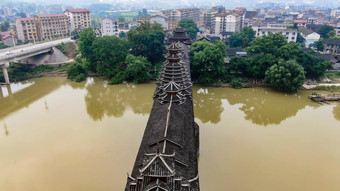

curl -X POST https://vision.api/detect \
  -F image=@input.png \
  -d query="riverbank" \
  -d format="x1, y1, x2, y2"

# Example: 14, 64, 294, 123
0, 63, 68, 83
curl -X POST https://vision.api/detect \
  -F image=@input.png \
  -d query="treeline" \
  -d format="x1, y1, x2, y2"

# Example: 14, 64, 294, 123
67, 21, 165, 84
189, 29, 331, 92
229, 32, 332, 92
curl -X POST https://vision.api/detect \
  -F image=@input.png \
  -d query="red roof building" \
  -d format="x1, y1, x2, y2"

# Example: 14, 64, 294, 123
64, 8, 91, 31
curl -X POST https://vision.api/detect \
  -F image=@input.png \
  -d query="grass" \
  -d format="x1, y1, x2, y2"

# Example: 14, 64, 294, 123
312, 85, 340, 92
324, 71, 340, 83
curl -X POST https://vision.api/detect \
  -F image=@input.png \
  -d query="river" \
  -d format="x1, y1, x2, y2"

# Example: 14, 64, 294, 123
0, 77, 340, 191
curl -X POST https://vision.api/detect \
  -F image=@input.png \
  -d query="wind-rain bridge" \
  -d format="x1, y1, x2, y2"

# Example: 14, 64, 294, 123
125, 28, 200, 191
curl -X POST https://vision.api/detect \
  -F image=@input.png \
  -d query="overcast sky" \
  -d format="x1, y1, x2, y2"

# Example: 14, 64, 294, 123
7, 0, 340, 9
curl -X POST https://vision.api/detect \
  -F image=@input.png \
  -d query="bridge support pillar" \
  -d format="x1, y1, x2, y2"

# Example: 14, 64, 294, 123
2, 62, 10, 84
0, 86, 3, 98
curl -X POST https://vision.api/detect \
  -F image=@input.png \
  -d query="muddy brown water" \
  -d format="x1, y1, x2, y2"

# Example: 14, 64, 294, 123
1, 77, 340, 191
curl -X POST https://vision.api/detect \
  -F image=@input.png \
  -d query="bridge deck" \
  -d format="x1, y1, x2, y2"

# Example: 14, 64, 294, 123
0, 38, 73, 64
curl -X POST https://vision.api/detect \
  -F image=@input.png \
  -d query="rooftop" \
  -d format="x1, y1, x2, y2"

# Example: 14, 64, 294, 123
36, 14, 66, 18
0, 31, 11, 40
17, 17, 33, 21
65, 8, 90, 13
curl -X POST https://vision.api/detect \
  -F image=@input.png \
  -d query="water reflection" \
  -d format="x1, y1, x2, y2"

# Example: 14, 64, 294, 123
333, 103, 340, 122
193, 86, 319, 126
0, 77, 66, 120
226, 88, 320, 126
84, 79, 154, 121
0, 86, 3, 98
3, 122, 9, 136
193, 87, 224, 124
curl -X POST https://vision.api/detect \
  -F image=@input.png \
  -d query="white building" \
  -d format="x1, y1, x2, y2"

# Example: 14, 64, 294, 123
331, 9, 340, 18
213, 13, 243, 35
299, 27, 320, 47
101, 17, 119, 36
64, 8, 91, 32
252, 26, 298, 42
336, 27, 340, 37
150, 15, 168, 29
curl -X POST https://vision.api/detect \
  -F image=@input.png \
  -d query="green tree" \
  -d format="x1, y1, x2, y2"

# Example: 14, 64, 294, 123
91, 36, 130, 78
190, 40, 227, 84
310, 38, 325, 51
297, 33, 305, 44
0, 22, 10, 32
119, 54, 152, 84
240, 27, 256, 47
326, 30, 336, 39
127, 21, 165, 64
67, 57, 87, 82
229, 32, 243, 47
318, 25, 334, 38
119, 31, 126, 38
178, 19, 199, 40
71, 31, 80, 40
229, 56, 249, 73
279, 42, 300, 60
78, 28, 96, 71
16, 12, 27, 18
247, 33, 287, 55
229, 27, 256, 48
265, 59, 306, 92
296, 50, 329, 79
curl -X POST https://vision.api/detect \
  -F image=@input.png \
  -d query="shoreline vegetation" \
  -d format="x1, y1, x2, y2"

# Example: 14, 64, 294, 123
1, 21, 339, 93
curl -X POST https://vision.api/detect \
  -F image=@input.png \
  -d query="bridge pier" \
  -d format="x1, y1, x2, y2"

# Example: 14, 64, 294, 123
0, 86, 3, 98
6, 85, 12, 96
2, 62, 10, 84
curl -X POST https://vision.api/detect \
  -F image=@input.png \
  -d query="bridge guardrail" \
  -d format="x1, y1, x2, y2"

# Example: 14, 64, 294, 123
0, 38, 72, 62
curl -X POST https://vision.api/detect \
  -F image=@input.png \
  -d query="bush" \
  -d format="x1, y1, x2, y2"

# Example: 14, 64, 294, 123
66, 59, 87, 82
75, 73, 86, 82
230, 80, 243, 89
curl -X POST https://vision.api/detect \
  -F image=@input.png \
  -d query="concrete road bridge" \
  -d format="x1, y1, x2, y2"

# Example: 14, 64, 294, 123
0, 38, 73, 84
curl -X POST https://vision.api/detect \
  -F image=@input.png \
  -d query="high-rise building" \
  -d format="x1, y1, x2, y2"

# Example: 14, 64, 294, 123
199, 9, 217, 32
16, 18, 38, 43
101, 17, 119, 36
160, 8, 200, 29
64, 8, 91, 32
213, 13, 243, 35
34, 14, 70, 41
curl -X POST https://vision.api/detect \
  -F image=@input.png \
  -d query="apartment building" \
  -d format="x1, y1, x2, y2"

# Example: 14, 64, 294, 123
199, 9, 217, 31
177, 8, 200, 22
64, 8, 91, 31
252, 26, 298, 42
160, 10, 181, 23
34, 14, 70, 41
160, 8, 200, 29
213, 13, 243, 35
101, 17, 119, 36
16, 17, 38, 43
137, 15, 151, 25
